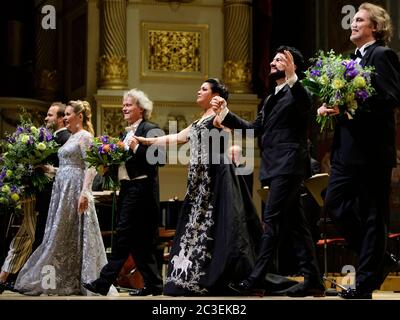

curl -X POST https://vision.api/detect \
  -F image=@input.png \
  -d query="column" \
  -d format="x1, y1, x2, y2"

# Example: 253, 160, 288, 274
98, 0, 128, 89
223, 0, 252, 93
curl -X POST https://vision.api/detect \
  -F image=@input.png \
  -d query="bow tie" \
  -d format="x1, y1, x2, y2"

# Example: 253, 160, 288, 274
350, 49, 362, 60
125, 125, 138, 132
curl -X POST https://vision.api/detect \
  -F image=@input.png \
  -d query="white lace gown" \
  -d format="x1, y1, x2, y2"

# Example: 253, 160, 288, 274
14, 130, 118, 296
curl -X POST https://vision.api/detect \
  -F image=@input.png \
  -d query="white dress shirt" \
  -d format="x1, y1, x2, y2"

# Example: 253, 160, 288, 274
118, 119, 147, 181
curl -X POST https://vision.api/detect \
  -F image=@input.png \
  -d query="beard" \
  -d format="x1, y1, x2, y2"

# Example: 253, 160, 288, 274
268, 70, 286, 82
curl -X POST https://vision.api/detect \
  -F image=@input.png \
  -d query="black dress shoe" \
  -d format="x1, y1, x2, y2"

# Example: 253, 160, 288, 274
286, 281, 326, 297
339, 288, 372, 299
128, 287, 162, 296
82, 281, 109, 296
227, 280, 265, 296
227, 280, 252, 294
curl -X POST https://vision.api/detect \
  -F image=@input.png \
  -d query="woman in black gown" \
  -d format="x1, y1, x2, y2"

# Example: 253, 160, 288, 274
136, 78, 262, 295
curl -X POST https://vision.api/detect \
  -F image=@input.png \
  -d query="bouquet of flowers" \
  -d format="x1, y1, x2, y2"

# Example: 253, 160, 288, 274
86, 135, 131, 191
302, 50, 375, 131
0, 120, 59, 193
0, 179, 23, 215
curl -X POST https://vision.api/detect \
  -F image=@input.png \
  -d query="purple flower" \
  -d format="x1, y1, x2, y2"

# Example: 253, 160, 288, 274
310, 69, 321, 77
355, 89, 369, 101
11, 185, 18, 193
16, 126, 24, 135
27, 136, 34, 145
101, 135, 109, 144
109, 144, 117, 152
316, 60, 323, 68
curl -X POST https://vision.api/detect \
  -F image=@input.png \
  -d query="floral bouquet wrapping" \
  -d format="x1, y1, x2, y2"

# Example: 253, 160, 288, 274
0, 122, 59, 194
86, 135, 131, 191
302, 50, 375, 131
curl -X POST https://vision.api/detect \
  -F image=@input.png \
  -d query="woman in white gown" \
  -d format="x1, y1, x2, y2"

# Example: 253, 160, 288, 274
14, 100, 117, 296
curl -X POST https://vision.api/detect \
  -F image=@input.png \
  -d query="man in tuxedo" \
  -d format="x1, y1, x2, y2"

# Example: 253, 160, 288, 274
33, 102, 70, 250
212, 46, 324, 297
318, 3, 400, 299
0, 102, 70, 291
84, 89, 165, 296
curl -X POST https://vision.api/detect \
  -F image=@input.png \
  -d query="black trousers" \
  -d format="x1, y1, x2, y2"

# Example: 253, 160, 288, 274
325, 152, 392, 291
249, 174, 321, 284
99, 180, 163, 290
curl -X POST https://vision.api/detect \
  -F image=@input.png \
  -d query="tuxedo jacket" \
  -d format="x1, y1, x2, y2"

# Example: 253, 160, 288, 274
333, 41, 400, 166
122, 120, 165, 181
222, 80, 311, 182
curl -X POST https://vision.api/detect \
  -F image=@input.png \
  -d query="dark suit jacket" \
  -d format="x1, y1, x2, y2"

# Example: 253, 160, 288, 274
122, 120, 165, 181
333, 42, 400, 166
222, 81, 311, 182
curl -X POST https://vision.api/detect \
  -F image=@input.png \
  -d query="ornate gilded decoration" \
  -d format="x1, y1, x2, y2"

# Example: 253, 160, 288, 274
223, 60, 252, 93
98, 55, 128, 89
141, 22, 209, 79
101, 106, 126, 137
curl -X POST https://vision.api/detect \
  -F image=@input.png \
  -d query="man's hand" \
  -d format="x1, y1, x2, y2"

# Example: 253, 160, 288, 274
283, 50, 296, 80
317, 103, 340, 116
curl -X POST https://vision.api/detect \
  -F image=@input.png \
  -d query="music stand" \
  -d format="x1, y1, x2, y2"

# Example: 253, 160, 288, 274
304, 173, 344, 294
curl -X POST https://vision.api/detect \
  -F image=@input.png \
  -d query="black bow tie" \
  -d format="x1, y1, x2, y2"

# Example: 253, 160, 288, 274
350, 49, 362, 60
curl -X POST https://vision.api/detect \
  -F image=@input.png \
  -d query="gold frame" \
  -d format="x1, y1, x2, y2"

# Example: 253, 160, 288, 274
141, 22, 209, 79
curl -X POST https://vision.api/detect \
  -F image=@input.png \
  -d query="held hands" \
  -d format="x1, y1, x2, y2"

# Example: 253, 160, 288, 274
127, 136, 139, 150
210, 96, 227, 115
317, 103, 340, 116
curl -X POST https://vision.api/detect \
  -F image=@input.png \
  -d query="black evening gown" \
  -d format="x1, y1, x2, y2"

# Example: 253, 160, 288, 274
163, 116, 262, 296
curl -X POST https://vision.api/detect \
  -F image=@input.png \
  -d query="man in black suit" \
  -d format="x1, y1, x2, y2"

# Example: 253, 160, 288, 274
83, 89, 165, 296
212, 46, 324, 297
318, 3, 400, 299
33, 102, 70, 250
0, 102, 70, 290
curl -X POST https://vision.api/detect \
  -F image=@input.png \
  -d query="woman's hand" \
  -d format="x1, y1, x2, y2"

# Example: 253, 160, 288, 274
78, 195, 88, 214
210, 96, 226, 115
134, 136, 154, 146
213, 115, 223, 128
317, 103, 339, 116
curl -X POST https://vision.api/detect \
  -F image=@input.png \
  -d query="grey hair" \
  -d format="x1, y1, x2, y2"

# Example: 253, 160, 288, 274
123, 88, 153, 120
